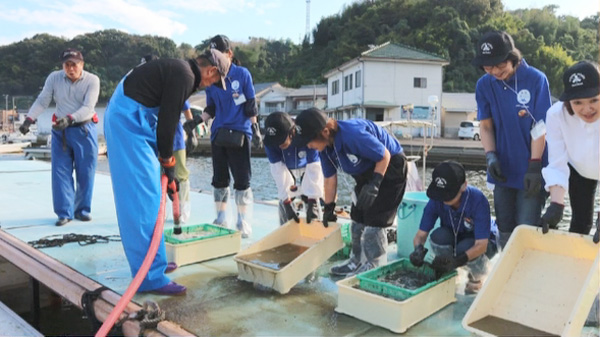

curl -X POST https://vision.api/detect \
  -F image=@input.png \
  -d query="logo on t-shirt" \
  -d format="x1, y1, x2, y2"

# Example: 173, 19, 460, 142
568, 73, 585, 88
346, 154, 359, 164
463, 217, 474, 231
298, 150, 306, 159
231, 80, 240, 91
517, 89, 531, 105
480, 42, 493, 55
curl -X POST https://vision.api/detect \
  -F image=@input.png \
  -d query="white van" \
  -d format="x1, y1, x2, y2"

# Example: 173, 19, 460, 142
458, 120, 480, 140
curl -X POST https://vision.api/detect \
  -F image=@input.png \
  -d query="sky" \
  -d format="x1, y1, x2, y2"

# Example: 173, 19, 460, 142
0, 0, 598, 47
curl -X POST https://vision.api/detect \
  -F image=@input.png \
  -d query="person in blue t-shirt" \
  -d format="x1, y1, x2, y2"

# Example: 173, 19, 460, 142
263, 112, 324, 225
410, 161, 498, 295
472, 31, 552, 249
294, 108, 408, 276
184, 35, 262, 238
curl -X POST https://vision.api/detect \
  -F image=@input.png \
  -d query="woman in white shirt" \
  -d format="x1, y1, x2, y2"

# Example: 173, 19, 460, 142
541, 61, 599, 234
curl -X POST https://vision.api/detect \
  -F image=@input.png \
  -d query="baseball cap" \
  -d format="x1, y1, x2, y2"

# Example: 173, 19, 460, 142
471, 31, 515, 67
60, 48, 83, 63
209, 35, 232, 53
201, 48, 231, 90
292, 108, 328, 148
263, 112, 294, 147
426, 161, 466, 202
559, 61, 600, 101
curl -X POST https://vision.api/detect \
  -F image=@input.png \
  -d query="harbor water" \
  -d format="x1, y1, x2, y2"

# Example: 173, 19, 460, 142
96, 155, 595, 231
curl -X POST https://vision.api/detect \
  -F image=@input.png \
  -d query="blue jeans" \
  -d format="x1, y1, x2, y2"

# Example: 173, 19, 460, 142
494, 185, 547, 248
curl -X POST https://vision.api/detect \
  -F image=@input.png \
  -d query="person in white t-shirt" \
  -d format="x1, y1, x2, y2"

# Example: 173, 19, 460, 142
540, 61, 599, 234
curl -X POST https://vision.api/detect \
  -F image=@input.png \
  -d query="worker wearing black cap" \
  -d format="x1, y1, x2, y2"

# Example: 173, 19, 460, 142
263, 111, 323, 225
410, 161, 498, 295
294, 107, 408, 276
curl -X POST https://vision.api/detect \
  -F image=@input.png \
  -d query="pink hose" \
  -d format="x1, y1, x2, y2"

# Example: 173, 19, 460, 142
95, 175, 169, 337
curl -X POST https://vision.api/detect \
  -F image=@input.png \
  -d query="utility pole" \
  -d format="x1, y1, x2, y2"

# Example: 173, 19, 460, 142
305, 0, 311, 42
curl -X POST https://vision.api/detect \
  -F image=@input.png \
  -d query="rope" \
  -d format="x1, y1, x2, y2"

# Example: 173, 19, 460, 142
130, 300, 165, 336
81, 286, 110, 332
28, 233, 121, 249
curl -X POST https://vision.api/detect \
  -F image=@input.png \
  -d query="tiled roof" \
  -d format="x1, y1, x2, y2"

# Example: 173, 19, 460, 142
362, 42, 447, 62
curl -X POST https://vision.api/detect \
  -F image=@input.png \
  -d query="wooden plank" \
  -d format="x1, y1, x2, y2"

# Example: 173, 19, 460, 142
0, 230, 193, 337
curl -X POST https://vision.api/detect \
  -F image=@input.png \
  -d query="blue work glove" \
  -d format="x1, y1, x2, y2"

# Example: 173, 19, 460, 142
357, 173, 383, 210
19, 117, 34, 135
159, 156, 179, 201
283, 199, 300, 223
306, 198, 318, 224
323, 202, 337, 228
409, 244, 428, 267
251, 123, 263, 149
53, 115, 74, 131
523, 160, 542, 198
431, 252, 468, 276
183, 114, 202, 136
539, 202, 564, 234
485, 151, 506, 183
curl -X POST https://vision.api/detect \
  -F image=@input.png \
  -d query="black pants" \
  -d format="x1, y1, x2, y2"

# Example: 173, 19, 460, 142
351, 153, 407, 227
568, 164, 598, 234
211, 134, 252, 191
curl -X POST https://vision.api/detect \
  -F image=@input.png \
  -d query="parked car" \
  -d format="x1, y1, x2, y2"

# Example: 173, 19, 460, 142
458, 120, 480, 140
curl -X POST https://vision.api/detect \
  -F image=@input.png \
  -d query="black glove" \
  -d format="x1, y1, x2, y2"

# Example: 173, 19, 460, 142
159, 156, 179, 201
323, 202, 337, 228
306, 198, 318, 223
431, 252, 468, 276
283, 199, 300, 223
251, 123, 263, 149
53, 115, 74, 131
523, 160, 542, 198
183, 114, 202, 135
539, 202, 564, 234
357, 173, 383, 210
19, 118, 34, 135
485, 151, 506, 183
409, 244, 428, 267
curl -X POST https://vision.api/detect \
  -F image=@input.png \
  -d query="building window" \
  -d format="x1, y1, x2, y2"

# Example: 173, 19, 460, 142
414, 77, 427, 88
355, 70, 361, 88
344, 74, 353, 91
296, 100, 313, 110
331, 80, 339, 95
265, 102, 281, 113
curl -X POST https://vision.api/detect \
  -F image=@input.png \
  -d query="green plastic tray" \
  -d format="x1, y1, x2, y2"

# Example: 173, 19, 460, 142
357, 258, 457, 301
164, 224, 237, 245
334, 222, 352, 258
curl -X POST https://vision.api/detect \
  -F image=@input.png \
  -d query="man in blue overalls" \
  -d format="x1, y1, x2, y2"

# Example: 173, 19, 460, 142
263, 111, 323, 225
20, 48, 100, 227
104, 49, 229, 296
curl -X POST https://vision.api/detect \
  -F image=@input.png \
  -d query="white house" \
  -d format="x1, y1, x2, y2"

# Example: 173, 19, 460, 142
324, 42, 448, 136
286, 84, 327, 115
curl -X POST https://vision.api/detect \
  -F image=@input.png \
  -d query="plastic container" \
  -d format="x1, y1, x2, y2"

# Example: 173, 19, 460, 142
234, 219, 343, 294
336, 272, 457, 333
334, 222, 352, 259
164, 224, 241, 267
463, 225, 600, 337
357, 258, 457, 301
396, 191, 438, 258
